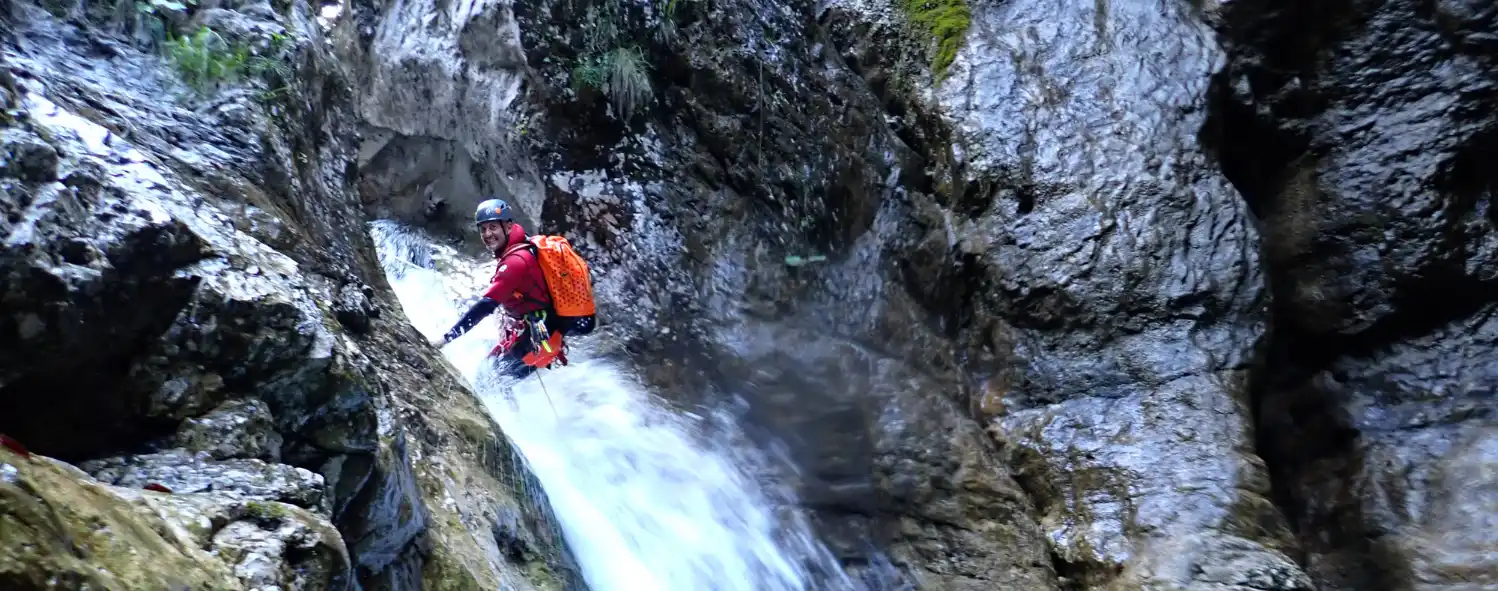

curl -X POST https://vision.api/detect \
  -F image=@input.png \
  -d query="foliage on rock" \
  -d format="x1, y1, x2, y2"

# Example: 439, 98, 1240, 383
896, 0, 970, 81
164, 27, 292, 94
567, 0, 660, 121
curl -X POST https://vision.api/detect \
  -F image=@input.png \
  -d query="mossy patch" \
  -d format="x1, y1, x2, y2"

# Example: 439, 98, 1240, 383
0, 448, 242, 590
898, 0, 972, 81
164, 27, 294, 96
244, 500, 291, 523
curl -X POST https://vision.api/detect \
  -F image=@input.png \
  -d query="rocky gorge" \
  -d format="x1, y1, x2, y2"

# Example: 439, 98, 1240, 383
2, 0, 1496, 590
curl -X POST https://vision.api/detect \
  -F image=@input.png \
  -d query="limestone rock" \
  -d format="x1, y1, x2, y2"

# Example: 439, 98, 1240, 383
0, 444, 352, 590
1211, 0, 1498, 589
167, 398, 285, 462
0, 3, 580, 590
80, 449, 330, 515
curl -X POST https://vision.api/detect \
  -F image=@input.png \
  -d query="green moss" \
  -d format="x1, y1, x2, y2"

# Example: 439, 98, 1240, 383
898, 0, 972, 81
164, 27, 292, 95
0, 448, 242, 589
421, 549, 487, 591
453, 415, 497, 448
244, 501, 290, 522
524, 561, 564, 591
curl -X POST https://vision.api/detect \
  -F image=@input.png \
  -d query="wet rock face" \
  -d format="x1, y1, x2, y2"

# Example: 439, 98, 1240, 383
341, 0, 1302, 586
722, 332, 1058, 590
822, 0, 1313, 587
0, 8, 377, 582
334, 0, 1492, 588
1259, 311, 1498, 589
338, 0, 1056, 582
335, 0, 542, 247
496, 0, 1067, 582
0, 445, 350, 591
0, 127, 211, 456
1209, 1, 1498, 589
168, 398, 286, 462
1211, 0, 1498, 340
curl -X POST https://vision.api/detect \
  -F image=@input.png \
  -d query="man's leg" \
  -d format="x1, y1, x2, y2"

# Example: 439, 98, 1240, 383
480, 335, 536, 411
470, 353, 524, 411
497, 330, 538, 381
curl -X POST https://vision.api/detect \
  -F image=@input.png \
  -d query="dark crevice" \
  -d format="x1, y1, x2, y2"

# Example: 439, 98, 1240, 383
1245, 320, 1345, 539
0, 261, 206, 462
0, 361, 183, 463
952, 174, 994, 217
1203, 9, 1333, 586
1013, 182, 1036, 216
1198, 69, 1308, 218
894, 247, 989, 342
1210, 4, 1498, 589
1050, 551, 1112, 591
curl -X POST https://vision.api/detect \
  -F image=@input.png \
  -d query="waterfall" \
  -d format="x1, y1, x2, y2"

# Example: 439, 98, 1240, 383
368, 220, 858, 591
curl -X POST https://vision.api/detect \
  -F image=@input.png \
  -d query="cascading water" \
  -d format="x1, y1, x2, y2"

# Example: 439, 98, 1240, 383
368, 220, 859, 591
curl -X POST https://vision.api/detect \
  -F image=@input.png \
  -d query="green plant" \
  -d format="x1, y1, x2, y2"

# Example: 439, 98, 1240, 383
654, 0, 681, 44
164, 27, 292, 95
572, 46, 653, 120
567, 0, 667, 121
165, 28, 246, 91
898, 0, 971, 81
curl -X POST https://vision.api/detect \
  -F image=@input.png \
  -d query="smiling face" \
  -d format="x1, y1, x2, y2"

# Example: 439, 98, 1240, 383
479, 220, 510, 252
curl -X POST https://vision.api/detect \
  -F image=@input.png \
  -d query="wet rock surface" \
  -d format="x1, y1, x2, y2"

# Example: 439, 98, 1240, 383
1, 445, 349, 591
341, 0, 1062, 585
337, 0, 1498, 585
0, 2, 578, 589
167, 398, 285, 462
5, 0, 1496, 587
80, 449, 330, 514
1257, 311, 1498, 590
877, 0, 1311, 587
1209, 1, 1498, 589
336, 0, 1308, 586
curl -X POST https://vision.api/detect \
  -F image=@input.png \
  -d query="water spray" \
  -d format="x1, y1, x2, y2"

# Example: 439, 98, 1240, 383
534, 370, 560, 419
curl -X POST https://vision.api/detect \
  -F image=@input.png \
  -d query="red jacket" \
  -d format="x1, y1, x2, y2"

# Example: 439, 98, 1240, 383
482, 222, 551, 317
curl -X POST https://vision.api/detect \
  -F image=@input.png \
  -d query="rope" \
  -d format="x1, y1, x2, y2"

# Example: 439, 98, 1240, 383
534, 370, 560, 419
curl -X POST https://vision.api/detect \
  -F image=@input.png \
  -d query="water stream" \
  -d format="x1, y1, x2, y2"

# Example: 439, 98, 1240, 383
369, 220, 857, 591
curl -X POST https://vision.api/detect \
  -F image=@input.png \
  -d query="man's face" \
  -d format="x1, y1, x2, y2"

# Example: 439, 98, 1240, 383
479, 220, 509, 252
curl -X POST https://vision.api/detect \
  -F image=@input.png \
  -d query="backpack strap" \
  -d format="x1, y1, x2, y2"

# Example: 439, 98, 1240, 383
498, 239, 551, 309
501, 240, 537, 260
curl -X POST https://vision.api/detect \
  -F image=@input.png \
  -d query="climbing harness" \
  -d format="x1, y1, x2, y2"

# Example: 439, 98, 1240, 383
520, 310, 568, 370
514, 310, 563, 418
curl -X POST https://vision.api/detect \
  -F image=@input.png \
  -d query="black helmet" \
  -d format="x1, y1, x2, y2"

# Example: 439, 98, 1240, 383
474, 198, 513, 225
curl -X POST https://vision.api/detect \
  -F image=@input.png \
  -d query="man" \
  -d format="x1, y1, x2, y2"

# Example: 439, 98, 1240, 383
429, 197, 596, 380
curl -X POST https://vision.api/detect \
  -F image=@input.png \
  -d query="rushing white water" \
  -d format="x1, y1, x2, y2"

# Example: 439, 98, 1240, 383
368, 220, 856, 591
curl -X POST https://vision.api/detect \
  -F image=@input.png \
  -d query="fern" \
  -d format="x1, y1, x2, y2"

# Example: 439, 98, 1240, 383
571, 56, 607, 91
603, 46, 651, 120
164, 27, 292, 95
564, 0, 668, 121
570, 45, 653, 120
166, 28, 247, 92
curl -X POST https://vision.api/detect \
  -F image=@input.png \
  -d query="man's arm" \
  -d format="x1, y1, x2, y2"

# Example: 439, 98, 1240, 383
436, 297, 499, 344
433, 257, 524, 347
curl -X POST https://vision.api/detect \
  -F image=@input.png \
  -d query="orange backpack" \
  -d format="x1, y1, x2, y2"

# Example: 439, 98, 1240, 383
509, 235, 597, 317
